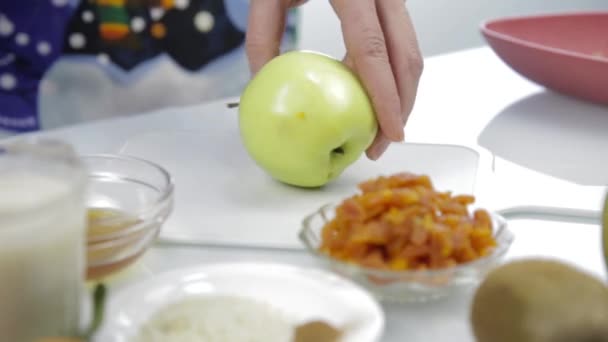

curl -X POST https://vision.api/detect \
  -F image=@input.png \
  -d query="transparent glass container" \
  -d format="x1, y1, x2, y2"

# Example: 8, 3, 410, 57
82, 154, 174, 281
299, 203, 514, 303
0, 139, 88, 341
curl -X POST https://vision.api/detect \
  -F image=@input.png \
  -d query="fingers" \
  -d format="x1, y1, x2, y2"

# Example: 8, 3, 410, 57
245, 0, 291, 74
366, 132, 391, 160
289, 0, 309, 8
331, 0, 404, 143
376, 0, 423, 125
342, 52, 390, 160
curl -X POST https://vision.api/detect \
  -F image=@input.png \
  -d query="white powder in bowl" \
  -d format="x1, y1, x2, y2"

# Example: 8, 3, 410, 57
133, 295, 295, 342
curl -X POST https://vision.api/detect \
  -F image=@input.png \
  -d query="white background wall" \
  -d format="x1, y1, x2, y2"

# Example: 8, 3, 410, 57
298, 1, 608, 58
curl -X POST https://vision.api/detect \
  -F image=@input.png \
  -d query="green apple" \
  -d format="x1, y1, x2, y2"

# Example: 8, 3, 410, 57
238, 50, 378, 188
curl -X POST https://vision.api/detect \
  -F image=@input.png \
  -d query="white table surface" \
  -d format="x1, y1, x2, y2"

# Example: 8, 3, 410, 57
5, 46, 608, 341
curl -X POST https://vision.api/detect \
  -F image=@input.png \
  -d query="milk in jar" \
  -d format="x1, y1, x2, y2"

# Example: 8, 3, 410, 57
0, 141, 87, 341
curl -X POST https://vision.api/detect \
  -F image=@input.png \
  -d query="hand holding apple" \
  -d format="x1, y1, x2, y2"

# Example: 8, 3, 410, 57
238, 51, 378, 188
245, 0, 423, 160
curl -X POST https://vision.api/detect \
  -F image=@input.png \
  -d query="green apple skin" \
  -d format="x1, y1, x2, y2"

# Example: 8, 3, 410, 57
238, 51, 378, 188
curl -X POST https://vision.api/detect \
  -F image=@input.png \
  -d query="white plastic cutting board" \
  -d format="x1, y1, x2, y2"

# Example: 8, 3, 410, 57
118, 123, 480, 250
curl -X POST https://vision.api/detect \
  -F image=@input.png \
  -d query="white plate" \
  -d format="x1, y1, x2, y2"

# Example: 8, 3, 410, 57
117, 127, 480, 249
93, 262, 385, 342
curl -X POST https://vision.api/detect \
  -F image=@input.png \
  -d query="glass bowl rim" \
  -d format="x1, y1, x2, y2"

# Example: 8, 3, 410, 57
298, 202, 514, 279
80, 153, 174, 242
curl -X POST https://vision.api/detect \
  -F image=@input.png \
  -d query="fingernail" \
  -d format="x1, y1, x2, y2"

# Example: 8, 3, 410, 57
390, 114, 405, 142
389, 127, 404, 142
368, 139, 391, 160
396, 129, 405, 142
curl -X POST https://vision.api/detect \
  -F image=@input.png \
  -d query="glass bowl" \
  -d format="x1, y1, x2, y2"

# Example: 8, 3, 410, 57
299, 203, 514, 303
81, 154, 174, 281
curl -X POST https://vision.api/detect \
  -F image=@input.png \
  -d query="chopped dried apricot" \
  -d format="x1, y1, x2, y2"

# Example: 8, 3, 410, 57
319, 172, 497, 271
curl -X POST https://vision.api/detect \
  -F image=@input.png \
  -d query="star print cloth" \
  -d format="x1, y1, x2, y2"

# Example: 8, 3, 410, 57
0, 0, 298, 132
0, 1, 72, 131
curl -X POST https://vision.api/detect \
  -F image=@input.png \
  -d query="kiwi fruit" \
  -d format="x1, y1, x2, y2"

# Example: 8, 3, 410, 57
471, 259, 608, 342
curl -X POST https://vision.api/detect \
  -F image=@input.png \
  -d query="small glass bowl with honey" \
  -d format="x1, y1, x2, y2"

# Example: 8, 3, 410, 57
81, 154, 174, 281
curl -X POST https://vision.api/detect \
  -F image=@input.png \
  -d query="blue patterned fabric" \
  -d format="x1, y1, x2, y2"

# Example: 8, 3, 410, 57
0, 0, 298, 132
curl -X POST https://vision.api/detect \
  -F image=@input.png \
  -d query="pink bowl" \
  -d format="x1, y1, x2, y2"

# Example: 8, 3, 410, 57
481, 12, 608, 105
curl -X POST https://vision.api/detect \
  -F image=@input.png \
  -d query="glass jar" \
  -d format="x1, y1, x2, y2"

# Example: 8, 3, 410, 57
0, 139, 88, 341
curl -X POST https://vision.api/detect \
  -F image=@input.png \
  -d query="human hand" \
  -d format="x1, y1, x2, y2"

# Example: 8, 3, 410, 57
245, 0, 423, 160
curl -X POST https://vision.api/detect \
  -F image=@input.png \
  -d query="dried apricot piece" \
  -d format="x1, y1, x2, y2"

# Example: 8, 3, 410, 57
318, 173, 497, 274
